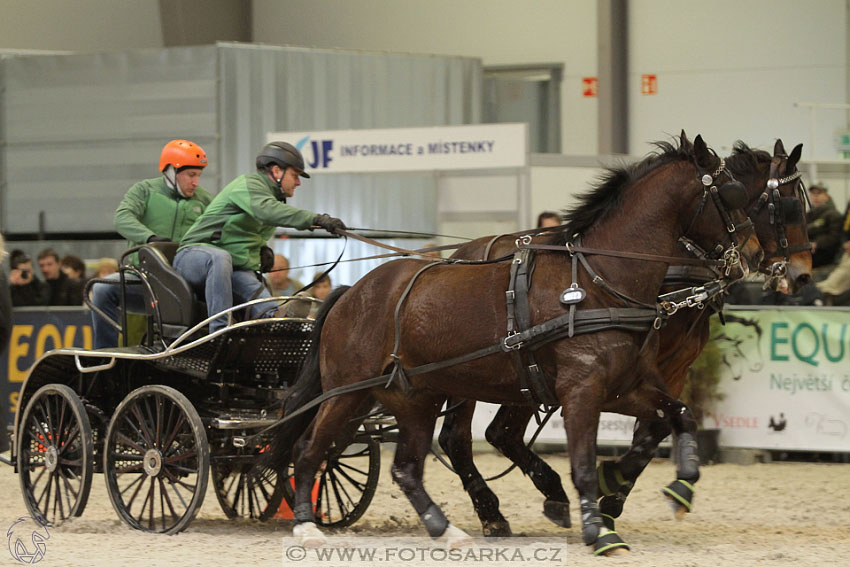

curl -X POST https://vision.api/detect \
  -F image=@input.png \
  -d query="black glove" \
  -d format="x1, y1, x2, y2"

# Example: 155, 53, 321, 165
260, 245, 275, 273
313, 214, 347, 235
147, 236, 172, 243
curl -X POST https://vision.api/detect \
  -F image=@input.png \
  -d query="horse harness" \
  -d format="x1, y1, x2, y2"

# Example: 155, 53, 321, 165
234, 163, 758, 443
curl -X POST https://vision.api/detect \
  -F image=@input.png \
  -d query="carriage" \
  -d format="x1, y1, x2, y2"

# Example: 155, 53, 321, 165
9, 241, 383, 534
9, 134, 812, 555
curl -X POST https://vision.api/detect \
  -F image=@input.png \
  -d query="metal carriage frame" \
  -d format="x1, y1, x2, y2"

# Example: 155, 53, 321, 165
10, 242, 381, 534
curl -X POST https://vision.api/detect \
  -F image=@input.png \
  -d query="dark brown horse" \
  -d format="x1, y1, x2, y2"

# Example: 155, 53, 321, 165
436, 138, 811, 538
269, 134, 763, 555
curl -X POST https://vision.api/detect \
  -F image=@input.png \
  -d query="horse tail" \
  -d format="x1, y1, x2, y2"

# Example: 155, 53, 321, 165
260, 285, 351, 473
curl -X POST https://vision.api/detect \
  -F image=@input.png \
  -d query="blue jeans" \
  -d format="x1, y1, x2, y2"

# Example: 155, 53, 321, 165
174, 245, 276, 332
90, 272, 147, 349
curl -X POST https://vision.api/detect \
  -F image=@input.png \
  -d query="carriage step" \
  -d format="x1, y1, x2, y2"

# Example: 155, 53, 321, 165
212, 417, 278, 430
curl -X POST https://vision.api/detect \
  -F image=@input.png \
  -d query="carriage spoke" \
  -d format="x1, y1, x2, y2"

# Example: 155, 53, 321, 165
131, 406, 155, 449
123, 471, 148, 509
59, 422, 82, 456
326, 470, 354, 519
29, 412, 52, 450
334, 461, 369, 491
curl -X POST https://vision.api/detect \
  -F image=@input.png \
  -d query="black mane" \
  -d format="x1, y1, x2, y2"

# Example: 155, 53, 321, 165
725, 141, 771, 179
553, 138, 697, 245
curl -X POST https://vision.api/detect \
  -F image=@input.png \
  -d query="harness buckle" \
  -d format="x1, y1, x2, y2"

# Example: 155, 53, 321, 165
503, 331, 523, 351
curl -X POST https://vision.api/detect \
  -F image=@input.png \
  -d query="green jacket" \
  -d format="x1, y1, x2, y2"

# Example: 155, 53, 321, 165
179, 173, 316, 271
114, 177, 212, 249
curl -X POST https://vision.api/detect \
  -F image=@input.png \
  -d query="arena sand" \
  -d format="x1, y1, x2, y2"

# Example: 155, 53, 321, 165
1, 449, 848, 567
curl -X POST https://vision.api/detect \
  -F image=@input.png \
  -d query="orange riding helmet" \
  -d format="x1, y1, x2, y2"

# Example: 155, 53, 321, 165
159, 139, 208, 172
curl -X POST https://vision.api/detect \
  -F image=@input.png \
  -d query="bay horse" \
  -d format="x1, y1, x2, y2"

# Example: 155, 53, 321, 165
437, 138, 811, 538
268, 133, 763, 555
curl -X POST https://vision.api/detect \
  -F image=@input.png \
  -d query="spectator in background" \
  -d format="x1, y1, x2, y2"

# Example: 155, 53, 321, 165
90, 139, 212, 348
268, 254, 304, 297
816, 240, 850, 305
806, 184, 843, 269
8, 250, 46, 307
537, 211, 561, 229
38, 248, 84, 306
421, 242, 442, 259
94, 257, 119, 279
0, 235, 11, 453
61, 254, 87, 281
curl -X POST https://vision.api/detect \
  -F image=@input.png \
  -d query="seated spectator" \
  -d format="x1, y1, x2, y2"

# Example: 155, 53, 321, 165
421, 242, 442, 259
816, 241, 850, 305
268, 254, 304, 297
284, 272, 332, 319
38, 248, 84, 306
0, 235, 9, 453
61, 254, 87, 280
761, 280, 824, 306
806, 184, 843, 269
537, 211, 561, 229
8, 250, 47, 307
94, 257, 119, 279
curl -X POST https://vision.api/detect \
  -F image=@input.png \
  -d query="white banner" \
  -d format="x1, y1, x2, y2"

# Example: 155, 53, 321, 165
267, 123, 528, 174
468, 309, 850, 453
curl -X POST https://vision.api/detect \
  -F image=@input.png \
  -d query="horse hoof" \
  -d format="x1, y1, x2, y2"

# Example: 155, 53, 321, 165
293, 522, 327, 548
437, 523, 474, 549
482, 521, 512, 538
543, 499, 571, 528
661, 479, 694, 520
592, 529, 630, 556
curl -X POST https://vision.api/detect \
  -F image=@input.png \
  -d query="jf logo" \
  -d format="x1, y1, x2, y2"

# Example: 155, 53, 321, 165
296, 136, 333, 169
7, 516, 50, 564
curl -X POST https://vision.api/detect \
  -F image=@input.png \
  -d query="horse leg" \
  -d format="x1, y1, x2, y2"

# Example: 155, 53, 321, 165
656, 395, 701, 519
598, 418, 671, 528
385, 393, 472, 546
437, 399, 512, 537
600, 385, 701, 523
562, 393, 629, 556
485, 405, 571, 528
290, 392, 370, 546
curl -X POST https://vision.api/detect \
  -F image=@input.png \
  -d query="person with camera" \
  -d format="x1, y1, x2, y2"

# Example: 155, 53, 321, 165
174, 141, 346, 333
8, 250, 47, 307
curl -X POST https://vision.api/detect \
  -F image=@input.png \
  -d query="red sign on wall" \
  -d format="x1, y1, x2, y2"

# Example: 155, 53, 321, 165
582, 77, 598, 97
641, 74, 658, 95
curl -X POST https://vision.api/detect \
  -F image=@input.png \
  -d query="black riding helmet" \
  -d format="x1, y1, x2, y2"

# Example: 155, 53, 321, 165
255, 141, 311, 178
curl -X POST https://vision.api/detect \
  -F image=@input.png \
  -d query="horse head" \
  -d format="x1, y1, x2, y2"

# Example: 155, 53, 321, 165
687, 133, 764, 279
726, 139, 812, 294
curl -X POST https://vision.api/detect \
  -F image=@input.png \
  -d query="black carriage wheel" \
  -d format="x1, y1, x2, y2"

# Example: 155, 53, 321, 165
17, 384, 94, 526
282, 435, 380, 528
103, 385, 209, 534
211, 454, 285, 521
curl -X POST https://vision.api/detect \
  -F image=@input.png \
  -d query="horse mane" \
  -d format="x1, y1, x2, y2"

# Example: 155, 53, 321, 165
724, 141, 771, 180
551, 138, 698, 245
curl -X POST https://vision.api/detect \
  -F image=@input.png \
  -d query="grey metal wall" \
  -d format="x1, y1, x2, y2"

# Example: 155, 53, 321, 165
216, 43, 481, 233
2, 46, 221, 234
0, 43, 482, 237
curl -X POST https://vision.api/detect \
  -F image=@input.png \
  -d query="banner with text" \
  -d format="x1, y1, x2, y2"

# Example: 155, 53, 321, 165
470, 308, 850, 453
267, 123, 528, 174
1, 308, 93, 429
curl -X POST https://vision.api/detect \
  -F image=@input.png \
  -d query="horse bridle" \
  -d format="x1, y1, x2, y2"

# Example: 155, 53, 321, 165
682, 158, 756, 277
747, 153, 809, 281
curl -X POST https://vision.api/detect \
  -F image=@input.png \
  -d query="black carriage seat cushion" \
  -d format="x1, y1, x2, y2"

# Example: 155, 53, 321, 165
137, 242, 207, 337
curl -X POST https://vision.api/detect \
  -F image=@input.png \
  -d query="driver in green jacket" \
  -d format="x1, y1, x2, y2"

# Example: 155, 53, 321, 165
91, 139, 213, 348
174, 141, 345, 332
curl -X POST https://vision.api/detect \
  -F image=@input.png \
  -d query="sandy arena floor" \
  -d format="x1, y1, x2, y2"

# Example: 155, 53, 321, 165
1, 448, 848, 567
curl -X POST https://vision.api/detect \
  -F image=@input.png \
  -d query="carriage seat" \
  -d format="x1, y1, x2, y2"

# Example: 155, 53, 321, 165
137, 242, 207, 339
